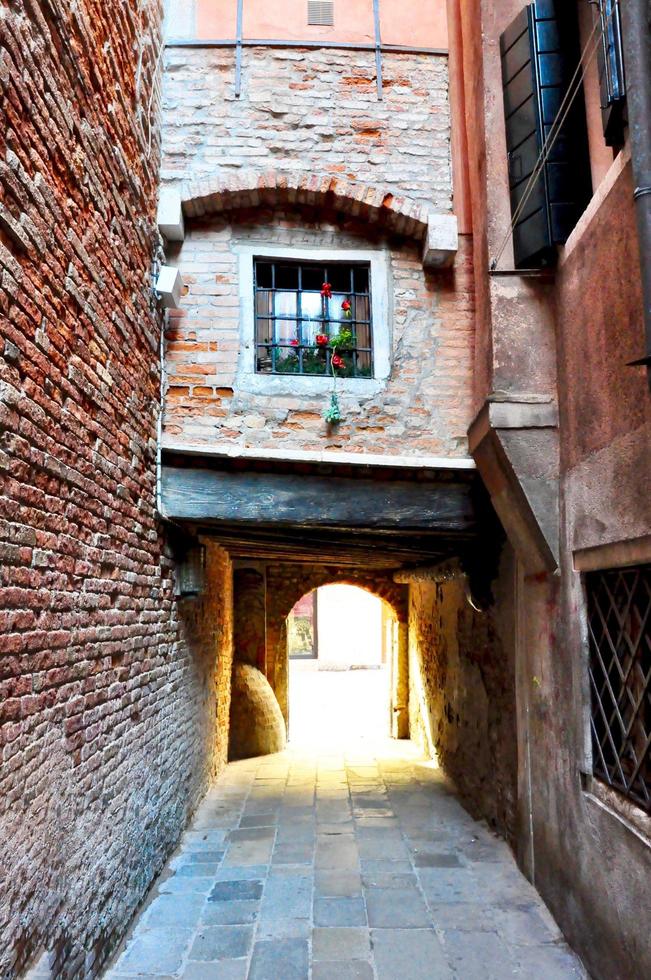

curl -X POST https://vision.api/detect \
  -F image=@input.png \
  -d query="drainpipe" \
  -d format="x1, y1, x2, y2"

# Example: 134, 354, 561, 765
620, 0, 651, 390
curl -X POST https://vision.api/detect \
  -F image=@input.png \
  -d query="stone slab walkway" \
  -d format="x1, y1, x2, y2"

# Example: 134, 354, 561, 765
105, 739, 587, 980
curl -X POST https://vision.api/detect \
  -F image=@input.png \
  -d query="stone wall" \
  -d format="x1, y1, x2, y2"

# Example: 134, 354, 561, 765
408, 548, 517, 842
0, 2, 233, 975
163, 213, 474, 456
162, 46, 452, 211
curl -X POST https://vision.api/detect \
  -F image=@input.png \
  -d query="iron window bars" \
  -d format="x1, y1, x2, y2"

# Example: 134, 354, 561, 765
254, 259, 373, 378
587, 564, 651, 813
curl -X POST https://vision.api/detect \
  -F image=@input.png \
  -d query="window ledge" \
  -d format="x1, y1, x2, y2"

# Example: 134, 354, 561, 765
558, 144, 631, 266
582, 773, 651, 848
238, 372, 386, 397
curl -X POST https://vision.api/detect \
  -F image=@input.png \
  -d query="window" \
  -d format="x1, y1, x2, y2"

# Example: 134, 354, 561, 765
254, 259, 373, 378
307, 1, 334, 27
587, 565, 651, 814
597, 0, 626, 147
499, 1, 592, 267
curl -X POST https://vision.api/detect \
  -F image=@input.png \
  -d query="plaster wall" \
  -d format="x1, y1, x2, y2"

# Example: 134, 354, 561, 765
166, 0, 449, 49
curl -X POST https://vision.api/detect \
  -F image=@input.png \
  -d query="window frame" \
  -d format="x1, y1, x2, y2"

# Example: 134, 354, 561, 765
235, 244, 392, 396
253, 257, 374, 380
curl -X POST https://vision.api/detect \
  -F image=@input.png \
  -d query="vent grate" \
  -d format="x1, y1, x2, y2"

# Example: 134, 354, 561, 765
308, 1, 334, 27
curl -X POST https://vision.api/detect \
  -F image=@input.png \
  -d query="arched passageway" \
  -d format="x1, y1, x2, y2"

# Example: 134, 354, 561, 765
287, 584, 397, 746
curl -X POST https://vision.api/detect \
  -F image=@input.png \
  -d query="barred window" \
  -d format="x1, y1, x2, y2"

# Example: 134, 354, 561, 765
587, 565, 651, 813
254, 259, 373, 378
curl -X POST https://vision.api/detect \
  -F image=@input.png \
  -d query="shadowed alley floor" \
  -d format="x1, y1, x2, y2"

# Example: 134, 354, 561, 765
106, 738, 587, 980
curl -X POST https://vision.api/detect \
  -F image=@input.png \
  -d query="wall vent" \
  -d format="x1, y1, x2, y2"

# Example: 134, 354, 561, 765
308, 1, 334, 27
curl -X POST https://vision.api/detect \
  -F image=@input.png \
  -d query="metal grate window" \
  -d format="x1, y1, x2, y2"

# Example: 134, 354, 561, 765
254, 259, 373, 378
308, 1, 334, 27
587, 565, 651, 813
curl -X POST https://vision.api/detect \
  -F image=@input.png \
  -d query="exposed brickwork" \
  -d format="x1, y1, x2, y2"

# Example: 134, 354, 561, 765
229, 663, 287, 760
182, 170, 431, 242
162, 47, 452, 211
0, 3, 233, 975
408, 550, 517, 842
163, 215, 474, 457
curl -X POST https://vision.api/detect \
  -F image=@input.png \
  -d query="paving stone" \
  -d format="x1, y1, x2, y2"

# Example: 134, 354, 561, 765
513, 944, 588, 978
201, 899, 260, 924
365, 887, 430, 928
143, 892, 205, 928
314, 896, 367, 926
312, 927, 371, 961
273, 841, 315, 864
371, 928, 452, 979
316, 835, 360, 870
494, 905, 563, 945
239, 813, 277, 827
315, 871, 362, 897
208, 879, 263, 902
182, 960, 248, 979
228, 828, 276, 842
441, 928, 518, 979
249, 939, 309, 980
113, 928, 193, 975
188, 925, 253, 960
312, 962, 374, 980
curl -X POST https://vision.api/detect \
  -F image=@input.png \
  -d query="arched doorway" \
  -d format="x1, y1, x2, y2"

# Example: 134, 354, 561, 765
286, 584, 401, 747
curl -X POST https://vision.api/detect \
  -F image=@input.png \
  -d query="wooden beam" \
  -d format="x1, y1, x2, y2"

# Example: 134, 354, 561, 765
161, 466, 476, 532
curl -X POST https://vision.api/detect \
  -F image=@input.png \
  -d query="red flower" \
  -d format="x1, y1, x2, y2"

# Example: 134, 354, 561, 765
332, 354, 344, 369
341, 300, 351, 311
321, 282, 332, 298
290, 339, 299, 346
316, 334, 329, 346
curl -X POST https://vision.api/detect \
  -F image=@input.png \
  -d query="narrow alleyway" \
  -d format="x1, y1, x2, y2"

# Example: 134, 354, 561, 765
106, 738, 586, 980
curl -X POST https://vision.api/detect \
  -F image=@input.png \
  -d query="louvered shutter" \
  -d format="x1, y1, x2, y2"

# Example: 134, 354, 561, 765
597, 0, 626, 146
500, 1, 592, 268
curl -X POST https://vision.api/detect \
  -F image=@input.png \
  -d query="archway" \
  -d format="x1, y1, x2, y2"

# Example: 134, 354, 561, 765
285, 582, 405, 747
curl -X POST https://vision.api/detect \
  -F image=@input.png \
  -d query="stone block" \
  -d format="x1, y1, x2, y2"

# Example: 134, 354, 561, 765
422, 213, 459, 269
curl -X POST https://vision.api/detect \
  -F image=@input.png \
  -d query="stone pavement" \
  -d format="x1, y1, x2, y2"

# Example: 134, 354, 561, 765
105, 739, 587, 980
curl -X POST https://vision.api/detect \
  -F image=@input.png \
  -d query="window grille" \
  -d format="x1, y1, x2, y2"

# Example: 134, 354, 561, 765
308, 1, 334, 27
254, 259, 373, 378
587, 565, 651, 813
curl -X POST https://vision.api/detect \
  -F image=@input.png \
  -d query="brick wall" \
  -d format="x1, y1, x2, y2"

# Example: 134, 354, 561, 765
163, 215, 474, 457
408, 547, 517, 842
0, 3, 233, 975
162, 47, 452, 211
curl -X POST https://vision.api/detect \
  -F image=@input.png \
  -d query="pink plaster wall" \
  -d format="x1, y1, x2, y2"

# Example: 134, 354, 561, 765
196, 0, 448, 48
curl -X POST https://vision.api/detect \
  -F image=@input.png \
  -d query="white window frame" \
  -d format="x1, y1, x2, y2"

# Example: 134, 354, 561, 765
235, 244, 392, 397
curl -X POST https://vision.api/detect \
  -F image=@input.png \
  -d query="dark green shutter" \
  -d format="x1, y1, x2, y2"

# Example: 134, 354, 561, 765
500, 1, 592, 268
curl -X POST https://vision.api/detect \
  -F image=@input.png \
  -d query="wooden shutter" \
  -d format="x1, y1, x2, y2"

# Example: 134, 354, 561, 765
597, 0, 626, 146
500, 1, 592, 268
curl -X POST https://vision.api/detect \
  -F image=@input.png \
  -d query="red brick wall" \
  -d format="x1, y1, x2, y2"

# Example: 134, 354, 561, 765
0, 2, 233, 975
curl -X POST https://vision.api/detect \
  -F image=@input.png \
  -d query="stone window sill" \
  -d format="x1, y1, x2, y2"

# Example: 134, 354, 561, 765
581, 772, 651, 848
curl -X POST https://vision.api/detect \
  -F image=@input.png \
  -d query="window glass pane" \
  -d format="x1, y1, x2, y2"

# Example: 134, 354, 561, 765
353, 266, 369, 294
302, 264, 324, 291
329, 293, 349, 321
274, 318, 298, 344
352, 295, 370, 323
256, 290, 273, 317
275, 265, 299, 289
256, 262, 273, 288
256, 317, 273, 344
274, 291, 297, 319
301, 292, 323, 321
328, 265, 351, 293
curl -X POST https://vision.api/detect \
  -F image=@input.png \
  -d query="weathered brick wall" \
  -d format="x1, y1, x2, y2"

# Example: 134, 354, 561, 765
162, 47, 452, 211
163, 214, 474, 456
408, 547, 517, 842
0, 3, 233, 975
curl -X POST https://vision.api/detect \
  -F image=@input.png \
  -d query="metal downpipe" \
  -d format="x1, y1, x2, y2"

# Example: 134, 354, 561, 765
620, 0, 651, 390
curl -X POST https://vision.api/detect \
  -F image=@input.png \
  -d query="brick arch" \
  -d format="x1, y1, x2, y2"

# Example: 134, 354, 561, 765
277, 568, 408, 625
181, 169, 430, 242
